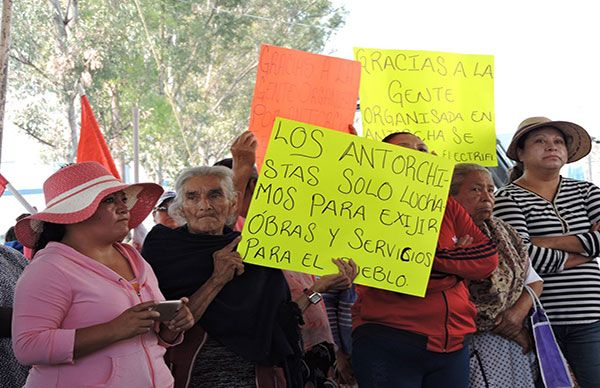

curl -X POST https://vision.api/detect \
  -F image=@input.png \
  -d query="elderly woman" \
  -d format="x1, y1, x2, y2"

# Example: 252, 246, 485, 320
142, 165, 309, 387
11, 162, 194, 388
450, 163, 543, 387
212, 133, 358, 388
494, 117, 600, 387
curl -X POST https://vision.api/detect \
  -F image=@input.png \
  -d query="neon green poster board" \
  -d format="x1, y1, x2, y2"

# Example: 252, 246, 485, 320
355, 48, 496, 166
239, 117, 455, 297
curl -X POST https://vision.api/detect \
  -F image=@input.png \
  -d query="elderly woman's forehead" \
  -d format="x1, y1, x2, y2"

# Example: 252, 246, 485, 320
466, 170, 493, 183
183, 174, 226, 189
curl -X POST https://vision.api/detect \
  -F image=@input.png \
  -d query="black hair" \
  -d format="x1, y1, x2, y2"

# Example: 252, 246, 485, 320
213, 158, 233, 169
33, 222, 66, 255
4, 226, 16, 242
4, 214, 31, 242
508, 162, 524, 182
214, 157, 259, 180
381, 131, 415, 144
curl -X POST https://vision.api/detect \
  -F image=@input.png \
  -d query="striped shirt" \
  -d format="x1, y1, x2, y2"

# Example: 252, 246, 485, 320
494, 177, 600, 325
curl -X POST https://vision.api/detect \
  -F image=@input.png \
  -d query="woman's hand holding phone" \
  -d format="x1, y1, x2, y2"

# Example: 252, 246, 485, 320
151, 300, 182, 321
161, 297, 195, 333
109, 301, 160, 341
106, 298, 194, 346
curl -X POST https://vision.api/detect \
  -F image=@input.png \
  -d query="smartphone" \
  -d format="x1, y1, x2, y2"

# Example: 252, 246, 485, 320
151, 300, 182, 321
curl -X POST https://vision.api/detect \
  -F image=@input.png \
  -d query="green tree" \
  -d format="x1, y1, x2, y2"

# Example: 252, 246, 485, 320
9, 0, 346, 182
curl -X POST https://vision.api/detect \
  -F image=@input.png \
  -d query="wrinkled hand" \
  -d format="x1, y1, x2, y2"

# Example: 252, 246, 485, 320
314, 274, 349, 293
455, 235, 473, 247
314, 258, 357, 293
335, 349, 356, 386
231, 131, 257, 167
211, 236, 244, 286
109, 301, 160, 341
333, 258, 358, 283
164, 297, 195, 332
591, 222, 600, 232
492, 307, 527, 340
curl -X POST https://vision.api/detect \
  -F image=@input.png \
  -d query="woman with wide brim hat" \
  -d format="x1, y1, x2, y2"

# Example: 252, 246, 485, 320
11, 162, 194, 388
494, 117, 600, 387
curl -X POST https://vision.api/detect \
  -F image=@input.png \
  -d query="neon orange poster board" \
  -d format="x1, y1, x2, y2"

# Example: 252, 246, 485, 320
249, 44, 361, 170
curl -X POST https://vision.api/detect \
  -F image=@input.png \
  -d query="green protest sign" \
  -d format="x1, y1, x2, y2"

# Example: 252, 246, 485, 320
239, 117, 455, 297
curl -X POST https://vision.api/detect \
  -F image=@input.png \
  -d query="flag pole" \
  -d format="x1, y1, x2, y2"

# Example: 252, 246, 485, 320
6, 182, 37, 214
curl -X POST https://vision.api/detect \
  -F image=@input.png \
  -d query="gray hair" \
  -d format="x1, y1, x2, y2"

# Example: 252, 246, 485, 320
450, 163, 492, 196
168, 166, 237, 225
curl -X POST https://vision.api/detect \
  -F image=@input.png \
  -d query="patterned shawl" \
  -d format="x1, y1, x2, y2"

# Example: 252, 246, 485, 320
468, 217, 529, 331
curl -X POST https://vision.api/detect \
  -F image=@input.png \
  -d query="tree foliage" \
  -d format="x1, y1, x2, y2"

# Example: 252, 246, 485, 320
9, 0, 346, 183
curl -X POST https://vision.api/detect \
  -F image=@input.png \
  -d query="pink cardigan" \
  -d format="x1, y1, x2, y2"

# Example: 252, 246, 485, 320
12, 242, 175, 388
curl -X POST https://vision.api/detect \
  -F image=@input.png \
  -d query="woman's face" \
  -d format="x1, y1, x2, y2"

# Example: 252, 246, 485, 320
73, 191, 131, 242
181, 175, 236, 235
517, 127, 568, 171
452, 171, 495, 225
385, 133, 430, 153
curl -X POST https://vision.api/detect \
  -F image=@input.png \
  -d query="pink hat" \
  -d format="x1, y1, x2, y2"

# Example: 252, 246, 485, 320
15, 162, 163, 248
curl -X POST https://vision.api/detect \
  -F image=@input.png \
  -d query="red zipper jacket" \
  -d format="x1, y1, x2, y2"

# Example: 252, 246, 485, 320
352, 197, 498, 352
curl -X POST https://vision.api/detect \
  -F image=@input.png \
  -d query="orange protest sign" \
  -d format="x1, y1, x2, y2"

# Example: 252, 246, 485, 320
249, 44, 361, 170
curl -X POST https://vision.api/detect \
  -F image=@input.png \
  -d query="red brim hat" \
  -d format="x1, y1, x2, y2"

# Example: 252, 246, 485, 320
15, 162, 163, 249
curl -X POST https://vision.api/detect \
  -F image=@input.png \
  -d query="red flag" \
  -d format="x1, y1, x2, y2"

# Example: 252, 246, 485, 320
0, 172, 8, 197
76, 95, 121, 179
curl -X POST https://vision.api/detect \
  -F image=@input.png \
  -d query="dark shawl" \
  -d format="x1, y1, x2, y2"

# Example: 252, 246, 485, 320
141, 225, 303, 385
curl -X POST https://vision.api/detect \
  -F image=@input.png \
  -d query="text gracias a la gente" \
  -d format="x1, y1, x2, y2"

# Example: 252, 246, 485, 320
357, 49, 494, 163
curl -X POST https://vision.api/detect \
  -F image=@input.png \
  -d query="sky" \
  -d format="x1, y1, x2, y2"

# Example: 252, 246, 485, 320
1, 0, 598, 234
326, 0, 600, 142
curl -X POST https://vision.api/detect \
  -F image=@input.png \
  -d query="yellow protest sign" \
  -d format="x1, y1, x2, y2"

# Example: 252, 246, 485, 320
355, 48, 496, 166
239, 117, 455, 297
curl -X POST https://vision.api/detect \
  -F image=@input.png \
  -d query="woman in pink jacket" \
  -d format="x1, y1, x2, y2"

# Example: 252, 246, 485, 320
12, 162, 194, 388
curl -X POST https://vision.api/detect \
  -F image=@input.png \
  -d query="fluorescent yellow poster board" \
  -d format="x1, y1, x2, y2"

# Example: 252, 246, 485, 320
239, 117, 455, 297
355, 48, 496, 166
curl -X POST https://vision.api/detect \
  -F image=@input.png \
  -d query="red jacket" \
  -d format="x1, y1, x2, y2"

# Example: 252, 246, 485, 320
352, 197, 498, 352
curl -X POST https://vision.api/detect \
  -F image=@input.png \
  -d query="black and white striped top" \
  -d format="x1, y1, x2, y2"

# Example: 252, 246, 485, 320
494, 177, 600, 325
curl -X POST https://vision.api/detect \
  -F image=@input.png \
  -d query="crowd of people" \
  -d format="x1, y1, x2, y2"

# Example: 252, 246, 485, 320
0, 115, 599, 388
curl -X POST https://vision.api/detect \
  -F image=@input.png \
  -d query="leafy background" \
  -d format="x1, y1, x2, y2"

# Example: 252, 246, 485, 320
9, 0, 346, 184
